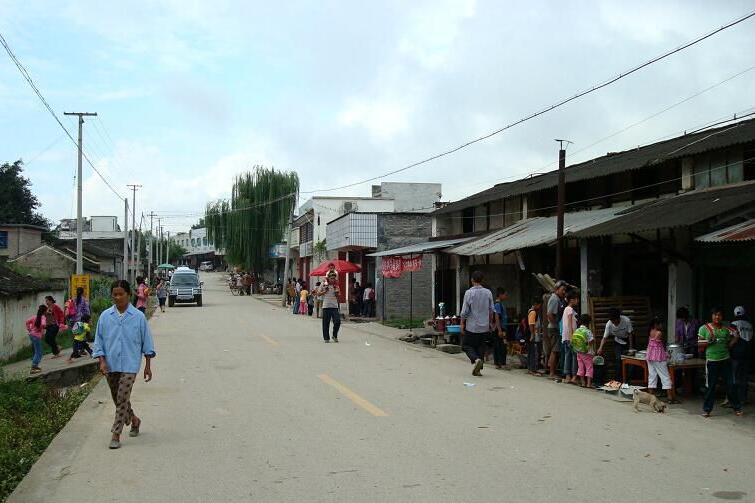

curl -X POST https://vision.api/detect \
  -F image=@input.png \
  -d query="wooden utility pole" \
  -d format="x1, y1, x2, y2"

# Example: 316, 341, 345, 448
554, 139, 571, 279
63, 111, 97, 274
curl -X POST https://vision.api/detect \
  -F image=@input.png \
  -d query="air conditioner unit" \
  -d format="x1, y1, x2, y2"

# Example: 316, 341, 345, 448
342, 201, 357, 213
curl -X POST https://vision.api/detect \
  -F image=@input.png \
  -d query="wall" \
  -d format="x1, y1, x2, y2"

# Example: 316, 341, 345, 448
1, 289, 66, 361
0, 227, 42, 259
376, 182, 441, 212
10, 247, 74, 280
375, 214, 433, 320
309, 198, 394, 245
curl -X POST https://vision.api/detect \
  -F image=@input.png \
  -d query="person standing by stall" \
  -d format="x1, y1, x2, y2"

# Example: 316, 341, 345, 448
646, 317, 672, 396
491, 287, 509, 369
730, 306, 752, 407
675, 307, 701, 357
527, 297, 543, 375
561, 291, 580, 384
460, 270, 495, 377
545, 281, 567, 380
698, 307, 742, 417
597, 308, 634, 380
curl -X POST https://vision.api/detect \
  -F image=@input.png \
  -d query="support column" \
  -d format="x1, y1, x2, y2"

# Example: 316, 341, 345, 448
580, 240, 589, 312
667, 261, 693, 343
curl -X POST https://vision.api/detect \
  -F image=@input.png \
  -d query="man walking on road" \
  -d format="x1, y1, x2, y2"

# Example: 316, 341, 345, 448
317, 271, 341, 342
460, 270, 494, 376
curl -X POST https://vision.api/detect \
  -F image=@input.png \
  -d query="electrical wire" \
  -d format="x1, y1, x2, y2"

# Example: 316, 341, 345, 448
0, 32, 125, 200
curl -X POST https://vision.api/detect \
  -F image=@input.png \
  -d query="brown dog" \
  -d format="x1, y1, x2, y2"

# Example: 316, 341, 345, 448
633, 390, 667, 413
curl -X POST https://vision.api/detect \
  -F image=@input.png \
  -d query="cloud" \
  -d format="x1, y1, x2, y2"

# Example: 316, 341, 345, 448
338, 98, 411, 141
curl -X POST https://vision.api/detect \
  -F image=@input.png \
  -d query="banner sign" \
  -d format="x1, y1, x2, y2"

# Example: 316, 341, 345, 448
70, 274, 90, 300
381, 256, 423, 278
268, 243, 288, 259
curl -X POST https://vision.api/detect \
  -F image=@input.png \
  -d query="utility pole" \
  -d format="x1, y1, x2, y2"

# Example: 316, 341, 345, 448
64, 111, 97, 275
156, 219, 162, 266
123, 199, 129, 280
148, 212, 154, 282
554, 139, 571, 279
165, 230, 171, 264
281, 196, 296, 307
136, 216, 143, 279
127, 184, 142, 284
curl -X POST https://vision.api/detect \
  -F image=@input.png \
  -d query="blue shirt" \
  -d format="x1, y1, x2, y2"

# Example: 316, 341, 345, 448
494, 301, 508, 331
460, 285, 494, 334
92, 304, 156, 373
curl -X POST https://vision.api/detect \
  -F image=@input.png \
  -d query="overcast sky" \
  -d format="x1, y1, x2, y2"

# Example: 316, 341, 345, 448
2, 1, 754, 232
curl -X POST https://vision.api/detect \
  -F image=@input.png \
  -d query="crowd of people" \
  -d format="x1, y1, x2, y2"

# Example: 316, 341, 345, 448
459, 270, 753, 417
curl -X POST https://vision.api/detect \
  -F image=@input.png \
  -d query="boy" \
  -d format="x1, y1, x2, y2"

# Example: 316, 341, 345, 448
699, 306, 742, 417
67, 313, 93, 362
571, 314, 594, 388
527, 297, 543, 375
491, 288, 509, 369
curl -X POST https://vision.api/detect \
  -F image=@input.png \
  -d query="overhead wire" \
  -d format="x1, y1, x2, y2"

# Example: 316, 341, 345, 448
0, 32, 125, 200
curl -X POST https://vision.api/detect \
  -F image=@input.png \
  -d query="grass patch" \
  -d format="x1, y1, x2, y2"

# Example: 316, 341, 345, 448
381, 318, 425, 330
0, 374, 92, 502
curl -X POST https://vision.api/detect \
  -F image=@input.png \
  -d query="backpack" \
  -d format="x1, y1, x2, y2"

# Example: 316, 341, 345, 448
571, 326, 591, 353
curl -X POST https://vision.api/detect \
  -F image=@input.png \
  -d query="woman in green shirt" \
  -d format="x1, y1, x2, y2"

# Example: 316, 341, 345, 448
698, 307, 742, 417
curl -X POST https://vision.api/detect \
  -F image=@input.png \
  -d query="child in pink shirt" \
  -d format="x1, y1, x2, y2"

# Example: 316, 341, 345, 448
25, 305, 48, 373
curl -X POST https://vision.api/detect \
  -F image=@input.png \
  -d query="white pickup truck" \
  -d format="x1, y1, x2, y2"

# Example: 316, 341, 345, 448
168, 268, 203, 307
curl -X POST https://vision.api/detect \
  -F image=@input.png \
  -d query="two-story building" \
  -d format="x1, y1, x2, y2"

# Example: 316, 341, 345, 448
176, 227, 225, 269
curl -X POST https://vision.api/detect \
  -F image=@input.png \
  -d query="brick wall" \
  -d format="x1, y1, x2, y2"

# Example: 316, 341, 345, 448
375, 214, 433, 321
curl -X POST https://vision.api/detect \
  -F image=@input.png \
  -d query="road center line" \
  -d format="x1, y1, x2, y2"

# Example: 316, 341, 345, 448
258, 334, 279, 347
318, 373, 389, 417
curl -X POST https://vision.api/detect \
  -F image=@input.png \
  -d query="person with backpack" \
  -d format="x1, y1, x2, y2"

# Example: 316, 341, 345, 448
571, 314, 595, 388
72, 286, 90, 324
698, 306, 742, 418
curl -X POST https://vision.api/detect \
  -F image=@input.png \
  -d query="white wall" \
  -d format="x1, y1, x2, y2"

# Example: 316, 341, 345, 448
310, 198, 394, 244
377, 183, 441, 212
1, 289, 66, 361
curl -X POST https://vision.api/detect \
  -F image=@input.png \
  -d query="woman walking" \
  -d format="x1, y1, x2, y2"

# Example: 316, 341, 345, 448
156, 279, 168, 313
43, 296, 65, 358
93, 280, 156, 449
72, 286, 91, 324
135, 276, 149, 314
25, 305, 47, 374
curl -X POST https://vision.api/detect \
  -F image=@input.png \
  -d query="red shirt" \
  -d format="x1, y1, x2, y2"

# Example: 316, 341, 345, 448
50, 304, 65, 326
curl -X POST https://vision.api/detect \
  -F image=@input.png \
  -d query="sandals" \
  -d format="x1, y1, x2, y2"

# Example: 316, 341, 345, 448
129, 419, 140, 437
109, 439, 121, 449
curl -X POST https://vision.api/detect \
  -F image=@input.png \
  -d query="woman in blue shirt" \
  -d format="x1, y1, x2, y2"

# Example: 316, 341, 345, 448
93, 279, 156, 449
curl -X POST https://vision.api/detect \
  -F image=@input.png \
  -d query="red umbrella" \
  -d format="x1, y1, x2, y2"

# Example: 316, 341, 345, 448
309, 259, 361, 276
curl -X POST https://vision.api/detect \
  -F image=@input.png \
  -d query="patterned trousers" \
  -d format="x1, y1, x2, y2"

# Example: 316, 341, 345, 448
106, 372, 136, 435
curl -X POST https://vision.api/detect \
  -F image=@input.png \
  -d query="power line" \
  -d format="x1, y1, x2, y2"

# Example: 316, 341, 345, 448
298, 9, 755, 195
0, 32, 124, 200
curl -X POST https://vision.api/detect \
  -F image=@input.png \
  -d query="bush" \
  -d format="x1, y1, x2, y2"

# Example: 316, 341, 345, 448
0, 376, 89, 501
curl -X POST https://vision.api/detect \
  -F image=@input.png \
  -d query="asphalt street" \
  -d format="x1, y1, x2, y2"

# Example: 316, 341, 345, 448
10, 272, 755, 502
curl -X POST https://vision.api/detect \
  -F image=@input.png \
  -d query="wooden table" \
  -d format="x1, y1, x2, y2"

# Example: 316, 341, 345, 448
621, 356, 706, 401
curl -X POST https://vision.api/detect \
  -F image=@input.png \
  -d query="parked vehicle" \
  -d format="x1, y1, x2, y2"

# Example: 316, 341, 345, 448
168, 269, 203, 307
199, 261, 214, 271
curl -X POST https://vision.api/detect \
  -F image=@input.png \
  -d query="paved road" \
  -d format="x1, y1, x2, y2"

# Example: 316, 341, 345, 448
11, 272, 755, 502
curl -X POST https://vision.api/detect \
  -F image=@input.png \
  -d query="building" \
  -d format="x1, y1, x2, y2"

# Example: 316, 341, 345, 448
57, 215, 123, 240
8, 244, 100, 280
176, 228, 225, 269
0, 223, 45, 260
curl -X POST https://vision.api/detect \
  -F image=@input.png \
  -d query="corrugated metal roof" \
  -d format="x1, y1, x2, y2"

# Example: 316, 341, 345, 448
573, 181, 755, 238
368, 237, 475, 257
448, 207, 621, 256
435, 117, 755, 215
695, 219, 755, 243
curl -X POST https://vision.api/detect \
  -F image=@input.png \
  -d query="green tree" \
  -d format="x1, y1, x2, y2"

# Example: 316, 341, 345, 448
168, 242, 187, 263
205, 166, 298, 271
0, 160, 51, 228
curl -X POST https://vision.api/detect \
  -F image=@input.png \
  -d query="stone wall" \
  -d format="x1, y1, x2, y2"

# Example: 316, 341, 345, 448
375, 214, 433, 321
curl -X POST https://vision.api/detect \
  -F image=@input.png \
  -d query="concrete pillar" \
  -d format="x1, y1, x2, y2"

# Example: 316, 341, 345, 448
667, 260, 693, 343
681, 157, 694, 191
455, 255, 469, 315
431, 252, 437, 316
580, 240, 589, 312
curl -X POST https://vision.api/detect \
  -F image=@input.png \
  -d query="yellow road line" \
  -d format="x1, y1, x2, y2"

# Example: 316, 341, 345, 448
318, 373, 388, 417
258, 334, 279, 347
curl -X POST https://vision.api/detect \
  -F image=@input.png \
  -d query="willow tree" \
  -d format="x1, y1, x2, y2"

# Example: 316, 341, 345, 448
205, 166, 299, 271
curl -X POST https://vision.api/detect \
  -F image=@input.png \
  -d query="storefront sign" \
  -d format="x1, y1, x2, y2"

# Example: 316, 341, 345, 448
268, 243, 288, 259
381, 256, 422, 277
70, 274, 90, 300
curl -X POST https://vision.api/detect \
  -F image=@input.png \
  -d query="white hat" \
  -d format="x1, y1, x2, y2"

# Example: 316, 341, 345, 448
734, 306, 745, 317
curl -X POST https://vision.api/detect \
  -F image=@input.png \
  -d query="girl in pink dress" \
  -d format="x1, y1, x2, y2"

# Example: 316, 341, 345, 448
646, 317, 671, 394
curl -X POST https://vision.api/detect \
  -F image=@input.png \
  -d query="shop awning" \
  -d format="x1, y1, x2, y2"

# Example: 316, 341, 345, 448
447, 207, 620, 256
695, 219, 755, 243
368, 237, 475, 257
572, 181, 755, 238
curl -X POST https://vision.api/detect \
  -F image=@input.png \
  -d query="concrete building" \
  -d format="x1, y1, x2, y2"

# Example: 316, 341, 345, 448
175, 228, 225, 269
0, 224, 45, 260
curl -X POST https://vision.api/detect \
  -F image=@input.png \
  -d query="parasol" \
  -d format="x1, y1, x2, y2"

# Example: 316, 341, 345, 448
157, 263, 175, 270
309, 259, 361, 276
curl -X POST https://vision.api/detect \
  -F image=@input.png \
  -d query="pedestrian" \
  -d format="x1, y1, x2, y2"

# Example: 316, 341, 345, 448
43, 295, 64, 358
597, 307, 634, 381
571, 314, 594, 388
307, 288, 315, 316
544, 281, 567, 380
92, 279, 156, 449
318, 271, 341, 342
730, 306, 752, 407
25, 304, 47, 374
527, 297, 543, 375
243, 272, 252, 296
286, 279, 295, 306
67, 313, 93, 363
72, 286, 90, 324
698, 306, 742, 417
293, 279, 302, 314
646, 317, 672, 396
675, 307, 701, 357
156, 279, 167, 313
491, 287, 509, 369
354, 281, 363, 316
460, 270, 495, 376
135, 276, 149, 314
561, 291, 579, 385
299, 284, 310, 315
349, 279, 359, 316
314, 281, 323, 318
362, 283, 375, 317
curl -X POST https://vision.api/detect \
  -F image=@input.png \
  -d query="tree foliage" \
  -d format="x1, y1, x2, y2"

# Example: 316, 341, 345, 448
0, 160, 51, 228
205, 166, 298, 271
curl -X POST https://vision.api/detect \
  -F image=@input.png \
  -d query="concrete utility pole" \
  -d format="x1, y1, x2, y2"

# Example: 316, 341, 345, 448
156, 220, 162, 266
554, 139, 571, 279
127, 184, 142, 284
148, 212, 154, 282
281, 197, 296, 307
123, 199, 129, 280
136, 215, 143, 279
165, 230, 171, 264
63, 111, 97, 275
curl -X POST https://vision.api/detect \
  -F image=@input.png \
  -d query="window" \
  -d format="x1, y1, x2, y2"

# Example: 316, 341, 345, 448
694, 149, 744, 189
203, 237, 208, 246
191, 238, 196, 247
462, 207, 475, 234
0, 231, 7, 249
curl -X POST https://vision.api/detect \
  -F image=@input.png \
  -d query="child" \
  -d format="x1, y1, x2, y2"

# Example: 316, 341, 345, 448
26, 305, 48, 374
492, 288, 509, 369
571, 314, 594, 388
68, 314, 94, 362
299, 285, 309, 315
646, 317, 671, 396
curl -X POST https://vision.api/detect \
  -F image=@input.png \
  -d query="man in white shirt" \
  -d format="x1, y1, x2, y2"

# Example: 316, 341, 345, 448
597, 307, 634, 380
460, 270, 495, 376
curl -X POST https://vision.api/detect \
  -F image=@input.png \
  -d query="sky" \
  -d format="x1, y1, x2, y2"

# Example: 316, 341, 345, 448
2, 0, 755, 233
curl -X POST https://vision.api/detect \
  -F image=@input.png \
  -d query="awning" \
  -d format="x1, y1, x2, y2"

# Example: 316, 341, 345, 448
573, 182, 755, 238
368, 237, 475, 257
447, 207, 620, 256
695, 219, 755, 243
